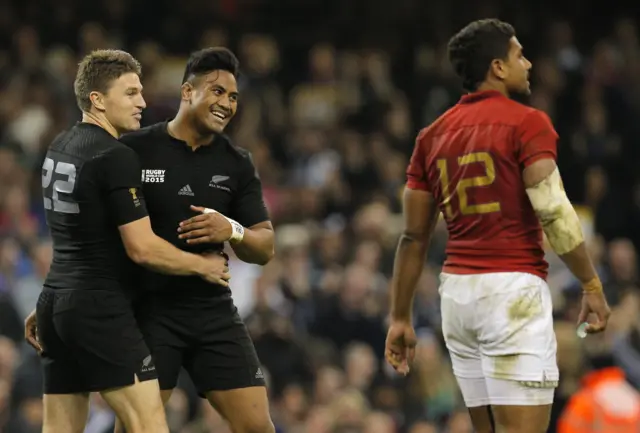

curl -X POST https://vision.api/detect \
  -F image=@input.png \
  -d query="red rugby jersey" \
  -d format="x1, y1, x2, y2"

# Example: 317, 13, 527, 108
407, 90, 558, 280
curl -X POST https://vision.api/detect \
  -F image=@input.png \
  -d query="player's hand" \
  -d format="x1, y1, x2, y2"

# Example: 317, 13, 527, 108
177, 206, 232, 244
24, 309, 42, 354
198, 251, 232, 286
577, 288, 611, 335
385, 320, 417, 375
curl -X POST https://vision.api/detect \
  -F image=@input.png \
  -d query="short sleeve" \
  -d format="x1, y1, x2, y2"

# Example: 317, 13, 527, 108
230, 153, 270, 228
99, 146, 149, 226
516, 110, 559, 168
406, 130, 430, 191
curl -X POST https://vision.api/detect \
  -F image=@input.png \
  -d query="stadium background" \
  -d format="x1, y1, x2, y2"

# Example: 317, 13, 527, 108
1, 0, 640, 431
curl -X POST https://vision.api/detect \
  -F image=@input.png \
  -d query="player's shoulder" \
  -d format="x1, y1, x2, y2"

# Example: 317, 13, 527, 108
427, 93, 553, 137
492, 99, 557, 141
499, 97, 553, 127
93, 140, 138, 167
414, 105, 458, 147
119, 122, 166, 148
218, 134, 253, 162
50, 122, 119, 153
90, 137, 137, 165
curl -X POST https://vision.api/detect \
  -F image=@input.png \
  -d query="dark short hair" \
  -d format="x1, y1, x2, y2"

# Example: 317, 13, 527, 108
447, 19, 516, 92
181, 47, 240, 84
74, 49, 141, 112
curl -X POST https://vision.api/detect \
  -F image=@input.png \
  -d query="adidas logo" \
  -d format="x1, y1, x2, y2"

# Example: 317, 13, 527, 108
178, 185, 194, 196
255, 367, 264, 379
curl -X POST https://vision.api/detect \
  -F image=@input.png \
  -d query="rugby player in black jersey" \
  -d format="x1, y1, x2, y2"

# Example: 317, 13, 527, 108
117, 48, 275, 433
24, 49, 230, 433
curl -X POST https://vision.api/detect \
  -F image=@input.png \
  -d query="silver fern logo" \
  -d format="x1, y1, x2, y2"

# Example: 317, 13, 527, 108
209, 175, 231, 191
210, 175, 229, 184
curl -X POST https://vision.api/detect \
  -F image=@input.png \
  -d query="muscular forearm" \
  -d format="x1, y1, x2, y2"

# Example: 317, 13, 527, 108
230, 227, 275, 265
557, 242, 598, 286
390, 234, 429, 321
135, 236, 208, 276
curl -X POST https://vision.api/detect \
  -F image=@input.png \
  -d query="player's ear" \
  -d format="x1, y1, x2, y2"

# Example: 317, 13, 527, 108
490, 58, 508, 80
181, 82, 194, 102
89, 91, 106, 112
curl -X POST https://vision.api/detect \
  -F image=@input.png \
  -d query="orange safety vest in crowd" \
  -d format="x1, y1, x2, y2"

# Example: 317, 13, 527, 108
558, 367, 640, 433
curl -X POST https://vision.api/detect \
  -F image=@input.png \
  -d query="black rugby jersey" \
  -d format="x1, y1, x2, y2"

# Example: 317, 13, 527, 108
120, 121, 269, 292
43, 123, 148, 291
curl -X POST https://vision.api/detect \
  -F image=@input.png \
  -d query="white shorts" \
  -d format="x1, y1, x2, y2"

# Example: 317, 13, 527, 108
439, 272, 558, 407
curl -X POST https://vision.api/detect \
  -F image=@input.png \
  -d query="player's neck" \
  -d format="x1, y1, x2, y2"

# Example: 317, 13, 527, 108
475, 81, 509, 98
168, 113, 215, 151
82, 112, 119, 138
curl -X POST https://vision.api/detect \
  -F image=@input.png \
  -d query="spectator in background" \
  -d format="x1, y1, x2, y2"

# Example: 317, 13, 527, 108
558, 336, 640, 432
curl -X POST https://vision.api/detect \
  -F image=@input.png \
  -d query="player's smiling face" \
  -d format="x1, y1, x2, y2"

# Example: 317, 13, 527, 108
189, 70, 238, 134
100, 72, 146, 134
503, 36, 532, 96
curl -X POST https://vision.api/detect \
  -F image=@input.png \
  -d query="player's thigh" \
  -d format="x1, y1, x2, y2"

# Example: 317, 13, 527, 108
491, 404, 552, 433
42, 393, 90, 433
136, 302, 188, 392
206, 387, 274, 433
101, 376, 169, 433
458, 366, 553, 432
37, 288, 88, 394
466, 406, 495, 433
485, 376, 553, 432
439, 273, 490, 408
440, 271, 556, 431
476, 272, 556, 432
185, 311, 266, 396
51, 289, 158, 392
477, 272, 559, 387
186, 311, 272, 431
490, 406, 552, 433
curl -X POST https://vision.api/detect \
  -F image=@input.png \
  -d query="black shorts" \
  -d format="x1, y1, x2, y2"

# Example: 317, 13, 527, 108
37, 287, 157, 394
135, 291, 265, 397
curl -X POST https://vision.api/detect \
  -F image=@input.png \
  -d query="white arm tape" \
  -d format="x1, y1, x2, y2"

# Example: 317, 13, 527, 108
203, 208, 245, 244
525, 167, 584, 255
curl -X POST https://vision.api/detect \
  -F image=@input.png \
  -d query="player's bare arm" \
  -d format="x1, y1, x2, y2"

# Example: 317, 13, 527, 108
119, 217, 231, 286
178, 205, 275, 265
524, 158, 611, 333
226, 220, 274, 265
386, 187, 439, 374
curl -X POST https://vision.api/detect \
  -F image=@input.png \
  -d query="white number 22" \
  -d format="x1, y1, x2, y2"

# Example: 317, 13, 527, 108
42, 157, 79, 214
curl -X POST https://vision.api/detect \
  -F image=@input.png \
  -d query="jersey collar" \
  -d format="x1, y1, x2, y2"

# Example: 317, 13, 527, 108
158, 120, 220, 153
459, 90, 506, 104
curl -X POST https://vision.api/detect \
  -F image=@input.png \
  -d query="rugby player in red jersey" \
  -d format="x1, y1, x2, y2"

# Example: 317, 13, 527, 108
385, 19, 611, 433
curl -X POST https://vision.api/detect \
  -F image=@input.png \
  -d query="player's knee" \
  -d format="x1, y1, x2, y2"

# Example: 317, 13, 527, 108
129, 426, 169, 433
126, 416, 169, 433
141, 403, 169, 433
115, 394, 168, 433
43, 425, 86, 433
234, 415, 275, 433
145, 421, 170, 433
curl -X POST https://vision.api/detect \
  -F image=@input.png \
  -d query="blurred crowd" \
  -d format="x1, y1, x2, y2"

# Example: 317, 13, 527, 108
2, 0, 640, 432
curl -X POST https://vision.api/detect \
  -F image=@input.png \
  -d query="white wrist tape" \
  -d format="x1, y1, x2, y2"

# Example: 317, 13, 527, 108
203, 208, 245, 244
525, 167, 584, 255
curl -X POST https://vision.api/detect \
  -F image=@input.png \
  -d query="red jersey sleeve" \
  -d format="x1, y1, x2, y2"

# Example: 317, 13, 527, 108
406, 129, 430, 191
516, 110, 559, 168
